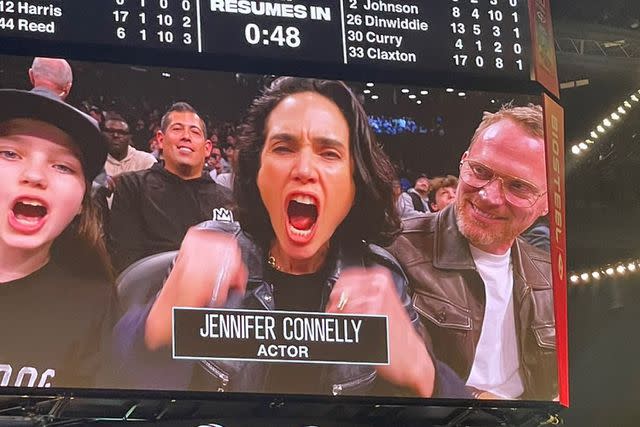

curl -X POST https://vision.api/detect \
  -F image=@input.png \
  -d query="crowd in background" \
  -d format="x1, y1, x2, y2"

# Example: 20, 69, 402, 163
7, 55, 549, 260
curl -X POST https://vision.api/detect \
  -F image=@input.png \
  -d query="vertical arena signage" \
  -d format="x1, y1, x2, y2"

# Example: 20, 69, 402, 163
544, 94, 568, 405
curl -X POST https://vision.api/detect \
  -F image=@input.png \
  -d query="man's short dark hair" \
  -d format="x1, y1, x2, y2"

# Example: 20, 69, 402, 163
235, 76, 400, 246
415, 173, 429, 185
160, 102, 206, 137
103, 111, 129, 128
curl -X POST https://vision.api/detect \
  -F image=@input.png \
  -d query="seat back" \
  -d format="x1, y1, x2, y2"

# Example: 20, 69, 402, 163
116, 251, 178, 309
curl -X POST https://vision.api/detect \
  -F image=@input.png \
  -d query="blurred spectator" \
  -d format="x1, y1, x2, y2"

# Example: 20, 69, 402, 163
520, 216, 551, 252
398, 174, 432, 218
103, 113, 156, 177
88, 105, 104, 127
209, 131, 219, 146
368, 115, 422, 135
132, 118, 149, 151
148, 125, 163, 161
428, 175, 458, 212
393, 179, 413, 219
206, 145, 223, 180
216, 133, 238, 188
29, 57, 73, 101
400, 177, 412, 192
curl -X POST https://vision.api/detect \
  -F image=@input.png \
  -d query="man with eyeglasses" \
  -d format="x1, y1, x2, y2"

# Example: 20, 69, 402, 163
103, 113, 156, 177
387, 104, 556, 400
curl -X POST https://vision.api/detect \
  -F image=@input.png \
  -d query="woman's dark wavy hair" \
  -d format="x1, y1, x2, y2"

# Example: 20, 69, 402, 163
234, 77, 400, 247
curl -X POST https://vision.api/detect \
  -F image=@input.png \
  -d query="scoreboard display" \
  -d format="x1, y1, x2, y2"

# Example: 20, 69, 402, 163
0, 0, 567, 412
0, 0, 555, 91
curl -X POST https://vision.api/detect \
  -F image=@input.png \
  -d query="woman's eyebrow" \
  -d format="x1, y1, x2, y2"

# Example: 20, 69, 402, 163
267, 132, 296, 143
266, 133, 345, 150
314, 137, 345, 150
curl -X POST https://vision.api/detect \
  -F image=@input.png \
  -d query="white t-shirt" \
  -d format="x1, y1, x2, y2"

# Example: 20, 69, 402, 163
465, 244, 524, 399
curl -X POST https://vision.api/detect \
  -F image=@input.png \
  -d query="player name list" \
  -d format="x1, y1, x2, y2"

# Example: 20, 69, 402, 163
341, 0, 428, 65
0, 0, 531, 76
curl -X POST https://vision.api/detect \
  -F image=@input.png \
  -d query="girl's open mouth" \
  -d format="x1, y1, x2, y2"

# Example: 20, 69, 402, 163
8, 199, 49, 234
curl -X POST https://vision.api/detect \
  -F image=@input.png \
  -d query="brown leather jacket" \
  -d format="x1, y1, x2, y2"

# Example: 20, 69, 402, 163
386, 205, 557, 400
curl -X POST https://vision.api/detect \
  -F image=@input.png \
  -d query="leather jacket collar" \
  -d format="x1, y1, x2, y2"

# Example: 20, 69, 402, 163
432, 205, 551, 293
432, 205, 476, 271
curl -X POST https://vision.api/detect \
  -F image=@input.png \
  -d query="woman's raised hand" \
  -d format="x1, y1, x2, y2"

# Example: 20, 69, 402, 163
326, 267, 435, 397
145, 227, 248, 350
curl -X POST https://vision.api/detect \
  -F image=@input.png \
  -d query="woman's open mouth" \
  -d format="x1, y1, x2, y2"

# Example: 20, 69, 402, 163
8, 199, 49, 234
286, 194, 318, 243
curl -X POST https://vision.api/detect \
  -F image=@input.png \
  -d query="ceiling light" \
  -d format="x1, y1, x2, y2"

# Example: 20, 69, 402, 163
618, 106, 626, 114
603, 118, 612, 127
570, 275, 579, 283
416, 100, 422, 104
628, 263, 637, 271
617, 265, 626, 274
363, 89, 371, 94
586, 139, 594, 144
579, 142, 588, 150
420, 90, 429, 95
458, 92, 466, 97
606, 267, 615, 276
632, 94, 639, 102
597, 125, 605, 133
624, 101, 632, 108
590, 131, 598, 139
371, 95, 379, 100
446, 88, 454, 93
580, 273, 589, 281
571, 145, 581, 155
409, 94, 417, 99
592, 271, 601, 279
366, 82, 374, 87
611, 113, 621, 120
401, 88, 410, 93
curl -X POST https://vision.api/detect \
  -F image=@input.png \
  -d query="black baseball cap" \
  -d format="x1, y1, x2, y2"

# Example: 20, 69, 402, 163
0, 88, 107, 181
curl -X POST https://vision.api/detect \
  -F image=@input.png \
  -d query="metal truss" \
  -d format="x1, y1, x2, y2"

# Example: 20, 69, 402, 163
556, 36, 640, 58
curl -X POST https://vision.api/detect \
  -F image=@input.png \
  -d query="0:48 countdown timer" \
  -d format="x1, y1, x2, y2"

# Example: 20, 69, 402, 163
244, 23, 301, 48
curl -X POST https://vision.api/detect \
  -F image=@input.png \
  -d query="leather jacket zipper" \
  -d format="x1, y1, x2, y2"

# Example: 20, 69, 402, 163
199, 360, 230, 392
331, 370, 377, 396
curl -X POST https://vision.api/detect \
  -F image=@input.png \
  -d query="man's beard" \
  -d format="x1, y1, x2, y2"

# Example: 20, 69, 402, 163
455, 196, 520, 249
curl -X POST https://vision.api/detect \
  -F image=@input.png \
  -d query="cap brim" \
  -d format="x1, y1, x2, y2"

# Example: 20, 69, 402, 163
0, 89, 107, 181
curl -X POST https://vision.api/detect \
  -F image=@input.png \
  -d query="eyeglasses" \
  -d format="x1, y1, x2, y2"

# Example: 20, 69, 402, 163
459, 159, 546, 208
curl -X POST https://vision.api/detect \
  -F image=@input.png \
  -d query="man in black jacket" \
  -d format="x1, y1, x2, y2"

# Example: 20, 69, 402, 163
107, 102, 233, 273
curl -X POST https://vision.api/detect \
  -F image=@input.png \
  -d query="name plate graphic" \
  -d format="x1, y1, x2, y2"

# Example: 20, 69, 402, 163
173, 308, 389, 365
